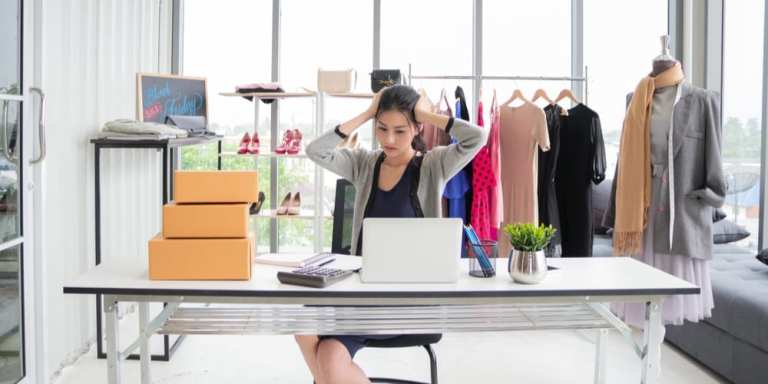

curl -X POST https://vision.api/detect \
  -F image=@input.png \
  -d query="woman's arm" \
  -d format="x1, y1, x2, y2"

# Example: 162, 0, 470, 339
305, 91, 384, 181
414, 90, 488, 180
337, 91, 383, 136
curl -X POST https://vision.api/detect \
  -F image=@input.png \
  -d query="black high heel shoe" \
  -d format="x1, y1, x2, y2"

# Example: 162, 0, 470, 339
250, 191, 266, 215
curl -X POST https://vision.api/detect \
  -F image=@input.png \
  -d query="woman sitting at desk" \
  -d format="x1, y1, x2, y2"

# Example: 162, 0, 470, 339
301, 85, 486, 383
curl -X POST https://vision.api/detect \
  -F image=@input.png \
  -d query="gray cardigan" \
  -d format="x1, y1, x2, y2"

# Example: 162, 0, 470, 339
306, 118, 488, 255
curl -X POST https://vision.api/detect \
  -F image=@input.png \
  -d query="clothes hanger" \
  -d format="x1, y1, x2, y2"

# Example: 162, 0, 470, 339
531, 89, 554, 105
501, 89, 529, 107
554, 88, 580, 105
435, 87, 452, 114
437, 88, 446, 106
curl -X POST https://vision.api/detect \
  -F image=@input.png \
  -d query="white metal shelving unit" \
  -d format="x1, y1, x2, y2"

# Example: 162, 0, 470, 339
219, 90, 321, 254
218, 90, 373, 254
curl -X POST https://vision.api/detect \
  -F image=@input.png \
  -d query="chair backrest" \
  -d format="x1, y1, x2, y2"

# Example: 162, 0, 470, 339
331, 178, 356, 255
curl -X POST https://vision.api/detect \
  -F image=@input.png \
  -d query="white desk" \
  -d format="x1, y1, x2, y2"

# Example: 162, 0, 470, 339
63, 256, 699, 384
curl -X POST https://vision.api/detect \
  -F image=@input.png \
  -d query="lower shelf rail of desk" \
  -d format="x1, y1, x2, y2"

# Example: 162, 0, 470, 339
158, 303, 613, 335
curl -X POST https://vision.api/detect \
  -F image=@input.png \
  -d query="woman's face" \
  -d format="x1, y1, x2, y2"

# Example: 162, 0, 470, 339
375, 110, 418, 159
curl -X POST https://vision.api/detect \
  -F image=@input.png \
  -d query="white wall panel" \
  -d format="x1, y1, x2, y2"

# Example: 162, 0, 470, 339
40, 1, 168, 381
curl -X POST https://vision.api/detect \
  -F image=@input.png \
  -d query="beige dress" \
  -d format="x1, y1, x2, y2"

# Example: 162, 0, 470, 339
499, 102, 550, 257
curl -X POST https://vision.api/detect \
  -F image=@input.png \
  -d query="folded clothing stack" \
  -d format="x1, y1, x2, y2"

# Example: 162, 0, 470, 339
149, 171, 260, 280
235, 82, 284, 103
101, 119, 189, 139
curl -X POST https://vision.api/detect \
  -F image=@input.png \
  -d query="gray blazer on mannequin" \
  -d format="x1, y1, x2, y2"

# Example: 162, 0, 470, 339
604, 82, 726, 260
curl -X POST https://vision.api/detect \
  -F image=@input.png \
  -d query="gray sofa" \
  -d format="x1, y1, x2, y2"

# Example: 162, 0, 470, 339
593, 235, 768, 384
665, 244, 768, 384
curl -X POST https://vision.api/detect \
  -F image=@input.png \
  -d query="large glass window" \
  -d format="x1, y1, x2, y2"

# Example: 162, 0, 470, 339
182, 0, 273, 251
721, 1, 764, 250
181, 1, 679, 254
0, 0, 20, 95
280, 1, 372, 253
482, 0, 571, 118
382, 0, 474, 118
584, 0, 668, 178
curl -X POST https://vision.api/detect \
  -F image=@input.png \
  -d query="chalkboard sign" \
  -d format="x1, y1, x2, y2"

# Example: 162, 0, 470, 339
136, 73, 208, 123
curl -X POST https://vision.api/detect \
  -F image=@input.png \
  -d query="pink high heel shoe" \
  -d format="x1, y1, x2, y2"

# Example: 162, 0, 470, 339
247, 131, 260, 154
275, 130, 295, 155
287, 129, 302, 155
237, 132, 251, 155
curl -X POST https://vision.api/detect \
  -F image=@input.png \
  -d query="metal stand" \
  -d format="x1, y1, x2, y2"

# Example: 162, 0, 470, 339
92, 136, 222, 361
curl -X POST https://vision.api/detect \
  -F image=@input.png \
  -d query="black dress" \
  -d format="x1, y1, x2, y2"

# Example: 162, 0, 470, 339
538, 104, 563, 256
554, 104, 606, 257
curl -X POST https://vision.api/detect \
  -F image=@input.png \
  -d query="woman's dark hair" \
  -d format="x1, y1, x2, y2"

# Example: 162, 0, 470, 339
374, 85, 427, 152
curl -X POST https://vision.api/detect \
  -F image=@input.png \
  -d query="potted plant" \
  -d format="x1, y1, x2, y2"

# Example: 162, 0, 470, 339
503, 223, 557, 284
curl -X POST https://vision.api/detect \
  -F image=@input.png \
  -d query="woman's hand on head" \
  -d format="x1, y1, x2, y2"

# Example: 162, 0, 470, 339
366, 89, 386, 120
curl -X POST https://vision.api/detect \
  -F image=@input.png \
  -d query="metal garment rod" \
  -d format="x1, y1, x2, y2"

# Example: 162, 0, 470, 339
407, 63, 591, 105
409, 75, 588, 82
407, 65, 592, 109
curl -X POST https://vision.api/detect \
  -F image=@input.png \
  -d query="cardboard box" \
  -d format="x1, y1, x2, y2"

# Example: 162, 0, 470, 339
163, 202, 249, 238
174, 171, 259, 203
148, 234, 253, 280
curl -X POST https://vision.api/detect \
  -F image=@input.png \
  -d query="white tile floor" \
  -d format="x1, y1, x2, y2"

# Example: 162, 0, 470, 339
54, 330, 727, 383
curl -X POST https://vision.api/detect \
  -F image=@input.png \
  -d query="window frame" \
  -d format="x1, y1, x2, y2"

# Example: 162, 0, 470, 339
180, 1, 768, 253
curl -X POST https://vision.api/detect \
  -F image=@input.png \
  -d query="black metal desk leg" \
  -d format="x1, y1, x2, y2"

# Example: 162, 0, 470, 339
217, 140, 222, 170
162, 146, 169, 204
95, 144, 105, 359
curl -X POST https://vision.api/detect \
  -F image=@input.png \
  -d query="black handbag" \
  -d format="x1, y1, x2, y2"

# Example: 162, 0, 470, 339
370, 69, 402, 92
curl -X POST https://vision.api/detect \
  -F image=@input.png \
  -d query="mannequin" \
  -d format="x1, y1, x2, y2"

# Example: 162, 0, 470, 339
651, 35, 677, 76
610, 35, 725, 375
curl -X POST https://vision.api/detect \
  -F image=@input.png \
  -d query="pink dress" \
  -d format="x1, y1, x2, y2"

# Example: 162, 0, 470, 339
498, 102, 550, 257
471, 97, 501, 241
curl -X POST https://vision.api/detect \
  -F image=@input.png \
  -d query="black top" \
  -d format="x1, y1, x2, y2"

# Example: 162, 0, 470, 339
556, 104, 606, 186
356, 157, 421, 255
554, 103, 606, 257
367, 163, 418, 218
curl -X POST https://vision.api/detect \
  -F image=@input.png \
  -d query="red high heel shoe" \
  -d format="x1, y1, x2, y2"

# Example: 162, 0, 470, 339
247, 131, 260, 154
237, 132, 251, 154
287, 129, 302, 155
275, 130, 295, 155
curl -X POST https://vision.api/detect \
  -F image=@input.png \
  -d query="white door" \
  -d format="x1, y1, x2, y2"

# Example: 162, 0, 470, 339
0, 0, 39, 382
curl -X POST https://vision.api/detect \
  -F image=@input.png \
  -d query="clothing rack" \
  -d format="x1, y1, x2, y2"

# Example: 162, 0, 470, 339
407, 64, 590, 115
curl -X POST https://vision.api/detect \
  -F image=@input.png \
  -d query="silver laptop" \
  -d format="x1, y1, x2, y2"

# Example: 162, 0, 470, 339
360, 218, 463, 283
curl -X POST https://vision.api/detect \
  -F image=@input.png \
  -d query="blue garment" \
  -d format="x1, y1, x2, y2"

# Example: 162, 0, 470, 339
330, 160, 418, 358
443, 100, 471, 223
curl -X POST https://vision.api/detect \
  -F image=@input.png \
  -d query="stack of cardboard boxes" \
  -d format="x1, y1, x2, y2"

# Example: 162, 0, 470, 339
148, 171, 259, 280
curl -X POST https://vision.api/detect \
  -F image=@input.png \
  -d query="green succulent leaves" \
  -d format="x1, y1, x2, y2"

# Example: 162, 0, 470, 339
503, 223, 557, 252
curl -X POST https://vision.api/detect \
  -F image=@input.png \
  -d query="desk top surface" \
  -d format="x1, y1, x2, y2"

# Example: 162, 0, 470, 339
62, 256, 699, 300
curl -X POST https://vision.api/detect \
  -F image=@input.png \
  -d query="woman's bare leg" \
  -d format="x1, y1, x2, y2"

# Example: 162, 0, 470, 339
315, 338, 371, 384
295, 335, 323, 381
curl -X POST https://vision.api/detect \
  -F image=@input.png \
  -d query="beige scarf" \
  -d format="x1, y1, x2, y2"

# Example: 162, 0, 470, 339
614, 63, 685, 256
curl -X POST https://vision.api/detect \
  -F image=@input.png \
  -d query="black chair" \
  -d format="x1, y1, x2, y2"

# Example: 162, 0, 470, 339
330, 178, 440, 384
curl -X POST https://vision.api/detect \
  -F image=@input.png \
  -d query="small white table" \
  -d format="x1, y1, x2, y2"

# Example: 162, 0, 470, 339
63, 256, 699, 384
